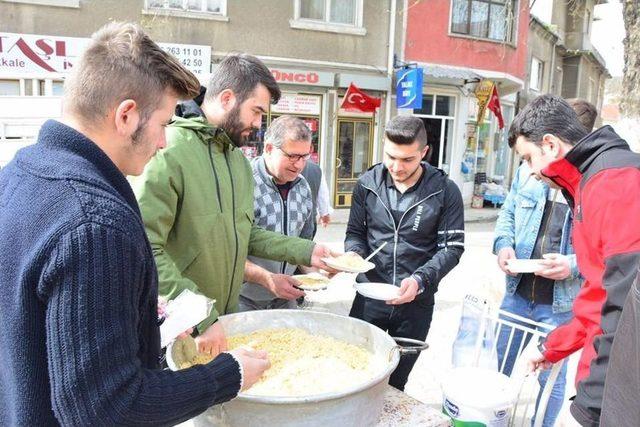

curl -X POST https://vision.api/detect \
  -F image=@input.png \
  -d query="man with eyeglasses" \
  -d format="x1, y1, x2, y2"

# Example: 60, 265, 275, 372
240, 115, 320, 311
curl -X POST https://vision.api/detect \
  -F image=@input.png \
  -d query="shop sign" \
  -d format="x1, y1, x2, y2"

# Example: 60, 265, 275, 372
157, 42, 211, 75
396, 68, 423, 109
474, 79, 495, 125
271, 93, 322, 115
0, 32, 211, 76
270, 67, 334, 87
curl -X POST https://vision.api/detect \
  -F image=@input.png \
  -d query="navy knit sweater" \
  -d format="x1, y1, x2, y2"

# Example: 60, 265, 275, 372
0, 120, 241, 426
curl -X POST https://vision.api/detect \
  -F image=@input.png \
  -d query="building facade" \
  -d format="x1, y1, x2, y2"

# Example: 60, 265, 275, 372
0, 0, 611, 206
399, 0, 529, 203
524, 0, 610, 127
0, 0, 406, 208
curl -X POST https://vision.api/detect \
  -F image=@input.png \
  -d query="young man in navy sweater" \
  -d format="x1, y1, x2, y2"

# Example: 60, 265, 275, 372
0, 22, 268, 426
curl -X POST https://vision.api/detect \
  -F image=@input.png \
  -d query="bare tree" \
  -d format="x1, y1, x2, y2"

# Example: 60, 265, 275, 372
621, 0, 640, 117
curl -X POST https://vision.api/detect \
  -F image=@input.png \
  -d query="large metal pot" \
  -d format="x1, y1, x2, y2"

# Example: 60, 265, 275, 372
169, 309, 427, 427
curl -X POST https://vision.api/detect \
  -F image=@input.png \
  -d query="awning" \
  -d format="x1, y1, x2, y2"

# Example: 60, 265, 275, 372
471, 68, 525, 96
418, 62, 524, 96
421, 63, 483, 86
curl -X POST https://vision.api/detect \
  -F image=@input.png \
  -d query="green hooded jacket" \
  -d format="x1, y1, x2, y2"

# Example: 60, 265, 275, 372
132, 116, 315, 332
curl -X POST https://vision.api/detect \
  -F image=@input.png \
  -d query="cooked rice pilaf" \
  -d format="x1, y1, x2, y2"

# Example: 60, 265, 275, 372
179, 328, 378, 396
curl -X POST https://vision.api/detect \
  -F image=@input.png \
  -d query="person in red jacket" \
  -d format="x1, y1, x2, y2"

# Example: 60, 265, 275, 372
509, 94, 640, 427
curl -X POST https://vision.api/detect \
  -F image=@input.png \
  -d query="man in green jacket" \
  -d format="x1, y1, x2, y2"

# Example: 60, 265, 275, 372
133, 53, 336, 358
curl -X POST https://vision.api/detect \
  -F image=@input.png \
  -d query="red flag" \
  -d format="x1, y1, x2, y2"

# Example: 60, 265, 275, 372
487, 85, 505, 129
340, 83, 381, 113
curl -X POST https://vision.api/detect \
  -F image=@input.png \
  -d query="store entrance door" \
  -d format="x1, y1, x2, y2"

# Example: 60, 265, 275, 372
334, 118, 374, 207
419, 117, 454, 173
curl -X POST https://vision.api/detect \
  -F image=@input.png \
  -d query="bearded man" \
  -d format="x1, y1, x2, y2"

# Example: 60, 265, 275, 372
134, 54, 336, 359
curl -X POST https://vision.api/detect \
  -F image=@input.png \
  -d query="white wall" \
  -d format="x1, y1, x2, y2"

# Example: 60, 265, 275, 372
0, 96, 62, 166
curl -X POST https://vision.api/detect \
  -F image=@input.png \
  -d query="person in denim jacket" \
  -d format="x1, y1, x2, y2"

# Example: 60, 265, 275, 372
493, 162, 581, 427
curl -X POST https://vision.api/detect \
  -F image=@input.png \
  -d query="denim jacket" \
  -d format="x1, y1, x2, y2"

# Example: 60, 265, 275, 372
493, 164, 581, 313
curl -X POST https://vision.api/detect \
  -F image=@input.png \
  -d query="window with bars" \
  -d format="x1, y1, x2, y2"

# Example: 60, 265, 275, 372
298, 0, 360, 26
451, 0, 517, 43
146, 0, 226, 15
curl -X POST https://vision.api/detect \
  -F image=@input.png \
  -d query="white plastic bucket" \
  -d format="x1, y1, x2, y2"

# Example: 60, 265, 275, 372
442, 367, 517, 427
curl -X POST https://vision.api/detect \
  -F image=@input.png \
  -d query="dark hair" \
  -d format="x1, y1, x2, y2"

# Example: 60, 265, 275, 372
384, 116, 428, 148
508, 94, 588, 148
64, 22, 200, 124
205, 53, 281, 104
566, 98, 598, 132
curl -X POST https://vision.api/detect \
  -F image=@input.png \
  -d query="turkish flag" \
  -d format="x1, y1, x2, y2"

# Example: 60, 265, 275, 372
340, 83, 381, 113
487, 85, 505, 129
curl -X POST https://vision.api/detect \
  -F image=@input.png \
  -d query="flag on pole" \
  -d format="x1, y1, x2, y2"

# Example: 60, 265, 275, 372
487, 84, 505, 129
340, 83, 381, 113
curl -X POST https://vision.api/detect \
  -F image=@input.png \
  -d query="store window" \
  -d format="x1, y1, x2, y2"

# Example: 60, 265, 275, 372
492, 105, 515, 181
414, 94, 434, 115
475, 121, 491, 176
52, 81, 65, 96
243, 93, 322, 163
0, 80, 20, 96
461, 98, 492, 186
451, 0, 517, 43
24, 80, 34, 96
463, 100, 515, 187
38, 80, 65, 96
462, 124, 477, 184
436, 95, 455, 116
337, 120, 371, 178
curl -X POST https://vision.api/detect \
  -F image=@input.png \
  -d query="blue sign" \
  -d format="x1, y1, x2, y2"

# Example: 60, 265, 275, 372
396, 68, 423, 109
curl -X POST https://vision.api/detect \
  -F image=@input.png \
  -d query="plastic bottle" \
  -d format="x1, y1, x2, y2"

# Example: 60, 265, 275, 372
452, 294, 498, 370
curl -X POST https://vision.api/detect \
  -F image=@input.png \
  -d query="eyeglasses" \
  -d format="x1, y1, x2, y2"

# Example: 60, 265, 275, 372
277, 147, 311, 163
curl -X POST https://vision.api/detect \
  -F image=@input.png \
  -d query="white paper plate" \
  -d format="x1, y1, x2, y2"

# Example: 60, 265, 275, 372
354, 282, 400, 301
292, 273, 330, 291
506, 259, 545, 273
322, 256, 375, 273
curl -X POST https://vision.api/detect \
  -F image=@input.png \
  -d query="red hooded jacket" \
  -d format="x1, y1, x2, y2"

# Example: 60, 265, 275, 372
540, 126, 640, 425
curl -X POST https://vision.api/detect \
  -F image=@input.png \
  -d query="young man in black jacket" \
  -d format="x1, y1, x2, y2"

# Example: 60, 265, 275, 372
346, 115, 465, 390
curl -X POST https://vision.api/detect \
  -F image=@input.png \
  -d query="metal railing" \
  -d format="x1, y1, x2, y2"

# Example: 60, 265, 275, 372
474, 308, 565, 427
